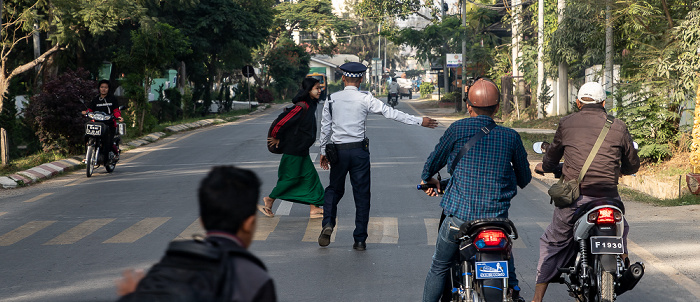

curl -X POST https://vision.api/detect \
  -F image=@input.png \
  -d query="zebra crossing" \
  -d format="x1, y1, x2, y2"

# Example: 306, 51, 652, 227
0, 213, 533, 248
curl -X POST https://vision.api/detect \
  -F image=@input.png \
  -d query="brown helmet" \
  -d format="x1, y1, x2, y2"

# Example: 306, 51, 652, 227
467, 78, 500, 107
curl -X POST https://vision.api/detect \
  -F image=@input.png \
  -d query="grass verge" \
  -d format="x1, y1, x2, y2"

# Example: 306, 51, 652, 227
1, 107, 263, 177
619, 186, 700, 206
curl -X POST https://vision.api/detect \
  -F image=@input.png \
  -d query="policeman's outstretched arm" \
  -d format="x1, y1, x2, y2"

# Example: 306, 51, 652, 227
421, 117, 438, 128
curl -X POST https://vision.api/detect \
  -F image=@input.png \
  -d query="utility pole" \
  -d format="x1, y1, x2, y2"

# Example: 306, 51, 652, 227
604, 0, 614, 112
557, 0, 568, 115
536, 0, 544, 118
378, 22, 382, 95
512, 0, 523, 118
442, 0, 449, 98
459, 0, 466, 113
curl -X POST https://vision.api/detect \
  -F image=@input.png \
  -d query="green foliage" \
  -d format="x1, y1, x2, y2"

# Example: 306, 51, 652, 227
0, 90, 39, 159
182, 86, 196, 118
152, 86, 183, 123
24, 69, 96, 155
272, 0, 351, 54
441, 91, 461, 103
356, 0, 436, 21
615, 83, 679, 162
538, 81, 553, 118
420, 82, 434, 98
265, 39, 311, 99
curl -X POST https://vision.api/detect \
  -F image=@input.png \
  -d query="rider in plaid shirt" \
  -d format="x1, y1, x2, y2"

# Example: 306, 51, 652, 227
420, 78, 531, 302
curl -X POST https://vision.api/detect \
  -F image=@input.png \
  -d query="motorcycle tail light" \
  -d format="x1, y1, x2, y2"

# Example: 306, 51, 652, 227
474, 230, 507, 250
588, 207, 622, 224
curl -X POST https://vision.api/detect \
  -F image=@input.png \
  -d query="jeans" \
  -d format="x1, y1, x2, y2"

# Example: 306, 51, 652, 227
423, 215, 519, 302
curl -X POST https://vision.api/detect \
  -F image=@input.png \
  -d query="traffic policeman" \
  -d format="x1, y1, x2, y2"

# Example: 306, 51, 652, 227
317, 62, 438, 251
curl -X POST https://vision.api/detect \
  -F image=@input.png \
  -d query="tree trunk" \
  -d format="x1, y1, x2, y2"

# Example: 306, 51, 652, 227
1, 128, 8, 166
690, 79, 700, 173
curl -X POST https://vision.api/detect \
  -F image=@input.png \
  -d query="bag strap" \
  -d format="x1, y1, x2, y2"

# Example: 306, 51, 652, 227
450, 121, 497, 173
577, 114, 614, 182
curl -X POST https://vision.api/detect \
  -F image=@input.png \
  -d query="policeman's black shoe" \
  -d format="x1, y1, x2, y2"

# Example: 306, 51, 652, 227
318, 225, 333, 247
353, 241, 366, 251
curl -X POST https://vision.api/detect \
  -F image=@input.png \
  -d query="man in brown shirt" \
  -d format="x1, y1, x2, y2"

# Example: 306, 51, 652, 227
531, 82, 640, 302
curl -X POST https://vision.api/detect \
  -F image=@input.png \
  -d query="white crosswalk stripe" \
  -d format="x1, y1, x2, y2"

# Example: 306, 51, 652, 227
0, 204, 536, 247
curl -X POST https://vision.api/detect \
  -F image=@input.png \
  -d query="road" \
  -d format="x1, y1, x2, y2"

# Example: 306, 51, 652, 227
0, 95, 698, 301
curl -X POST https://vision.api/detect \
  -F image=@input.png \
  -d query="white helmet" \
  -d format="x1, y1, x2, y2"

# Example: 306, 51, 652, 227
577, 82, 605, 104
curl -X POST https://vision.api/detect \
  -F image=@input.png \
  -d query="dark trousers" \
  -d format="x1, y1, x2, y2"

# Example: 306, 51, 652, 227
322, 147, 371, 242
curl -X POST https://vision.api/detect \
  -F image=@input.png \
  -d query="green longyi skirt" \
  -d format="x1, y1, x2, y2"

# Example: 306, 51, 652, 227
269, 154, 324, 206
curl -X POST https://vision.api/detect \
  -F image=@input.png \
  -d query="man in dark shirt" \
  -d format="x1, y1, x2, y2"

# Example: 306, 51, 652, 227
117, 166, 277, 301
82, 80, 123, 156
420, 78, 531, 302
531, 82, 640, 302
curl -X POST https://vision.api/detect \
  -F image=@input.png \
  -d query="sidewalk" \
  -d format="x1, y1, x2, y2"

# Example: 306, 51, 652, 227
0, 105, 270, 189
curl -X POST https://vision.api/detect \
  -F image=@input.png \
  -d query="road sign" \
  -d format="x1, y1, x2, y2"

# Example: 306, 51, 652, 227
242, 65, 255, 78
447, 54, 462, 68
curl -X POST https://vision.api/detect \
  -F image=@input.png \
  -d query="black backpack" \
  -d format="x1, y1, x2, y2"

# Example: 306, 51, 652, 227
267, 102, 309, 154
117, 238, 264, 302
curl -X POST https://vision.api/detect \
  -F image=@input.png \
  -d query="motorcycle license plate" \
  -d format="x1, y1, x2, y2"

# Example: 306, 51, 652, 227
590, 236, 624, 254
475, 261, 509, 279
86, 124, 102, 136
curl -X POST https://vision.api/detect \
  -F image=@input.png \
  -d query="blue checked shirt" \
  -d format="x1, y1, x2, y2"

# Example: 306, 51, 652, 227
421, 115, 532, 222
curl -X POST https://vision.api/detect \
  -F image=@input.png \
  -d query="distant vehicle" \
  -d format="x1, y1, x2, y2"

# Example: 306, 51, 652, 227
396, 78, 413, 99
306, 72, 327, 101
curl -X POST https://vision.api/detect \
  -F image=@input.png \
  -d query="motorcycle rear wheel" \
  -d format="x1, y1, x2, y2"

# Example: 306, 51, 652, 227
86, 145, 96, 177
597, 261, 615, 302
105, 151, 116, 173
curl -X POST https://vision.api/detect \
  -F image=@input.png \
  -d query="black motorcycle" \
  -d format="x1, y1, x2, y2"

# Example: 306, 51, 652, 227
533, 142, 644, 302
418, 176, 522, 302
84, 110, 123, 177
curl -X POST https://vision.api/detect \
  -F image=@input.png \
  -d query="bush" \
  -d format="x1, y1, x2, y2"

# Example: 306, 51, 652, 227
420, 83, 435, 98
615, 83, 679, 162
441, 91, 461, 103
25, 69, 96, 155
256, 87, 274, 103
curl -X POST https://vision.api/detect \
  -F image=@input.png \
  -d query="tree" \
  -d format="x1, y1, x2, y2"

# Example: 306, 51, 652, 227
115, 22, 190, 134
265, 38, 311, 99
355, 0, 437, 22
146, 0, 274, 114
24, 69, 95, 154
0, 0, 144, 110
255, 0, 351, 87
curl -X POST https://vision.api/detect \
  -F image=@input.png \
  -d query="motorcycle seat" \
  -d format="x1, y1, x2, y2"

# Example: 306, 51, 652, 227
458, 218, 518, 240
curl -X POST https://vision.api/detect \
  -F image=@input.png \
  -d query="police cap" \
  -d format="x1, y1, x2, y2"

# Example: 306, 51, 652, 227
339, 62, 367, 78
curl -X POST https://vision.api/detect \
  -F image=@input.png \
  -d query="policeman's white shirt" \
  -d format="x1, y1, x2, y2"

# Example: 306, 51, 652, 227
388, 82, 399, 94
319, 86, 422, 155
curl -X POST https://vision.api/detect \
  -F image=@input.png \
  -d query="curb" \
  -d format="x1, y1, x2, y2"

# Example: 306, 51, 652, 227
0, 105, 271, 189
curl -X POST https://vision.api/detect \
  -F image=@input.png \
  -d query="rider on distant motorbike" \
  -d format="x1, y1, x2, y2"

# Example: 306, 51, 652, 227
420, 78, 531, 302
531, 82, 640, 302
388, 78, 399, 104
81, 80, 124, 159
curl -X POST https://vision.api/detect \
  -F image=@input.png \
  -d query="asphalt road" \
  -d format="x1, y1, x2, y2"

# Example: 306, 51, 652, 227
0, 95, 698, 301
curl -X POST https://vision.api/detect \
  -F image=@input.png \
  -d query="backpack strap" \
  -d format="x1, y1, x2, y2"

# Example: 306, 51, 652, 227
450, 121, 497, 173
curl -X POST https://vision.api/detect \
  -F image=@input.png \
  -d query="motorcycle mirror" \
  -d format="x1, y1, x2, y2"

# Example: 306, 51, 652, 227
533, 142, 547, 154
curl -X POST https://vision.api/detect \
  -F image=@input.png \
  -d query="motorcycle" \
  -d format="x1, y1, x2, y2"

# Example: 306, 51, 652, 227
84, 110, 124, 177
532, 142, 644, 302
418, 175, 522, 302
388, 93, 398, 108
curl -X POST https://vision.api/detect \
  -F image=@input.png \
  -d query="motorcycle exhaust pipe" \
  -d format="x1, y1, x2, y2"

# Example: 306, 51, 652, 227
616, 262, 644, 295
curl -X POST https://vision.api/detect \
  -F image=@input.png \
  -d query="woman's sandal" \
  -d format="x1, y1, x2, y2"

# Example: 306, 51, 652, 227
257, 204, 274, 217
